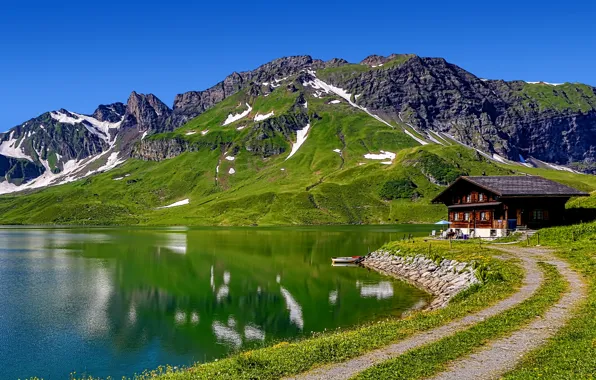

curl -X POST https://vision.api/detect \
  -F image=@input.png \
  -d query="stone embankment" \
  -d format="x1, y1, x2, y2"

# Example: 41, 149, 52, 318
362, 250, 480, 309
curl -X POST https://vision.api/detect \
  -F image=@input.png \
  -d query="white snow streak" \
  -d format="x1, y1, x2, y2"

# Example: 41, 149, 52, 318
157, 199, 190, 209
228, 168, 235, 174
223, 103, 252, 126
364, 150, 396, 163
254, 111, 274, 121
50, 110, 122, 144
286, 123, 311, 160
0, 131, 33, 161
527, 81, 563, 86
225, 156, 235, 161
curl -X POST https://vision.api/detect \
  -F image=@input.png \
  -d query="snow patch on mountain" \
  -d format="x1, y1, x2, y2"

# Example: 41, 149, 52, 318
50, 110, 123, 144
0, 131, 33, 161
223, 103, 252, 126
364, 151, 396, 164
286, 123, 311, 160
527, 81, 564, 86
0, 146, 125, 195
254, 112, 274, 121
157, 199, 190, 209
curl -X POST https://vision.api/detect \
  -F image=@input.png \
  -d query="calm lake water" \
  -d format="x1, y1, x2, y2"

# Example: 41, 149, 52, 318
0, 225, 433, 379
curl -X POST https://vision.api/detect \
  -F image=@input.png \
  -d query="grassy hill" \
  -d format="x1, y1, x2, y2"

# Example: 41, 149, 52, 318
1, 78, 595, 226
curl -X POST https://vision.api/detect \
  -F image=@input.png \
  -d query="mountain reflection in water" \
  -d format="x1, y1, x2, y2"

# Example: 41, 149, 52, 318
0, 225, 432, 379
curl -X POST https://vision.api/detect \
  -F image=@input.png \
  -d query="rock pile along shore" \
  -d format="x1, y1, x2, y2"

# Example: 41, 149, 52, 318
362, 250, 480, 309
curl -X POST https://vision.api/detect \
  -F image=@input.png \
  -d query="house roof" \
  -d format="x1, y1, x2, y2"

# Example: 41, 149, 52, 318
432, 175, 589, 203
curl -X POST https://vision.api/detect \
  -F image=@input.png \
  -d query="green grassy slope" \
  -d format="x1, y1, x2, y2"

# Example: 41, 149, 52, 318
1, 79, 595, 226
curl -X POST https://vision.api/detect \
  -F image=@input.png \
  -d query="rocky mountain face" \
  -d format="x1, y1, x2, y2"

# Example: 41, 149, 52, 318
2, 53, 595, 194
319, 55, 596, 171
167, 56, 338, 129
121, 92, 172, 132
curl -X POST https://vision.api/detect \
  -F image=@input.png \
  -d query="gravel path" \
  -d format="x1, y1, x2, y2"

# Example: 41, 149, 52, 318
427, 246, 587, 380
287, 249, 544, 380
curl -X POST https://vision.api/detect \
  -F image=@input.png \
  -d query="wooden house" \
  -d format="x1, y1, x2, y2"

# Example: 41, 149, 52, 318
432, 176, 589, 238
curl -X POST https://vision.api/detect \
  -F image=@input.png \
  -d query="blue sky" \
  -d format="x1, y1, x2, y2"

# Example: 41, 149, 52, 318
1, 0, 594, 130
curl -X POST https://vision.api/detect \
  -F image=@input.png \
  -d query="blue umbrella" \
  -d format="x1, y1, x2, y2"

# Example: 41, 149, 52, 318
435, 220, 450, 225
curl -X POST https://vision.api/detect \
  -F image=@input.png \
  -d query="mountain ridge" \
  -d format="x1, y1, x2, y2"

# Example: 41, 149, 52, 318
1, 53, 595, 198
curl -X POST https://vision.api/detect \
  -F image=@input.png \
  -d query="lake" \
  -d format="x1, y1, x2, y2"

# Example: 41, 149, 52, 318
0, 225, 433, 379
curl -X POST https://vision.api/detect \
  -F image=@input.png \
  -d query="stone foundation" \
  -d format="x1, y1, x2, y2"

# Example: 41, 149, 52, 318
362, 250, 481, 310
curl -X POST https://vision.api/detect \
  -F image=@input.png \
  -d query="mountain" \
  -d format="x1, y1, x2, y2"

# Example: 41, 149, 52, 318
0, 54, 595, 225
0, 91, 174, 193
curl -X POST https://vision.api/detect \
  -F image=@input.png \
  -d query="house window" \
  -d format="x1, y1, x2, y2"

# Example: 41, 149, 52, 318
532, 209, 544, 220
464, 212, 471, 221
479, 193, 485, 202
480, 211, 489, 221
454, 213, 461, 221
466, 195, 472, 203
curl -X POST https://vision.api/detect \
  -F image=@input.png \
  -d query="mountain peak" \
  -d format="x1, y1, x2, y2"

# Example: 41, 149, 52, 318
92, 103, 126, 123
360, 54, 417, 67
122, 92, 172, 132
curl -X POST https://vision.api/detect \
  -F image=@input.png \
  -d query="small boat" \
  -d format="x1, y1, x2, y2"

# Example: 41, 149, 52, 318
331, 256, 362, 264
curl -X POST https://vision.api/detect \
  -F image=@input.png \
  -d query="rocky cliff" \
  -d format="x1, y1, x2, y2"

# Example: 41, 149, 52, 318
320, 55, 596, 171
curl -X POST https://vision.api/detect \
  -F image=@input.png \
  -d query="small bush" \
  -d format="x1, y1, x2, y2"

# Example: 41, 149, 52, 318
379, 179, 418, 200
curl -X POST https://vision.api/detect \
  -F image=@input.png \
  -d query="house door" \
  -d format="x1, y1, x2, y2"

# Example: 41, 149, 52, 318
516, 209, 525, 226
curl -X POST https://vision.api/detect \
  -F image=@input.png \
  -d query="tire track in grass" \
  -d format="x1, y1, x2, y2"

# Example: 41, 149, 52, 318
353, 261, 565, 380
425, 246, 587, 380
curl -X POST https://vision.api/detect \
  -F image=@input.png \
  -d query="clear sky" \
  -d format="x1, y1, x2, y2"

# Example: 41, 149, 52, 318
1, 0, 594, 131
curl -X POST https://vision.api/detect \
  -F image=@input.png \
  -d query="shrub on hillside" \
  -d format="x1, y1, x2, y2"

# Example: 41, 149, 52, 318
417, 152, 467, 185
379, 179, 419, 200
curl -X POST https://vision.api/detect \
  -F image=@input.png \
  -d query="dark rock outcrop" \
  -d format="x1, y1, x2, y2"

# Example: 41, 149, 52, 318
0, 155, 45, 184
321, 55, 596, 168
121, 92, 172, 133
132, 137, 216, 161
244, 111, 310, 157
92, 103, 126, 123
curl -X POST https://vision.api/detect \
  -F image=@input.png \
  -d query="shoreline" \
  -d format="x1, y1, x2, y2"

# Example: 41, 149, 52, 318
361, 250, 481, 310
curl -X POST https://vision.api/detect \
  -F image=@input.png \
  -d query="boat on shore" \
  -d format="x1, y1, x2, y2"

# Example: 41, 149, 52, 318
331, 256, 362, 264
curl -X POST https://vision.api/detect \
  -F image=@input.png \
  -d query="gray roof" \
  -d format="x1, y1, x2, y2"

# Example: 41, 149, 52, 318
462, 176, 588, 197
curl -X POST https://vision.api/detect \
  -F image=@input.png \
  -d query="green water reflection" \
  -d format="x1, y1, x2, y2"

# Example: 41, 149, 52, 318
0, 225, 432, 379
